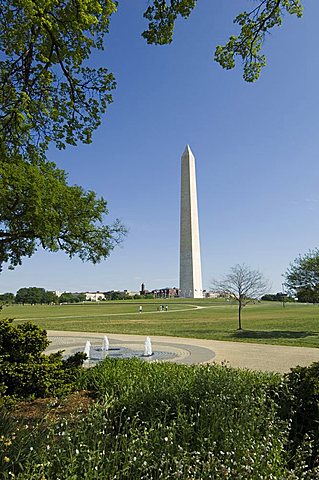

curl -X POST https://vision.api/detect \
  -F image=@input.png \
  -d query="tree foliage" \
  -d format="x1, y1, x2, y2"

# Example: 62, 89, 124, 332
0, 0, 127, 271
15, 287, 59, 304
142, 0, 304, 82
143, 0, 197, 45
279, 362, 319, 470
213, 264, 268, 329
261, 292, 294, 302
284, 250, 319, 303
59, 292, 86, 303
0, 0, 305, 268
104, 290, 129, 300
0, 0, 117, 159
0, 293, 15, 304
0, 160, 126, 270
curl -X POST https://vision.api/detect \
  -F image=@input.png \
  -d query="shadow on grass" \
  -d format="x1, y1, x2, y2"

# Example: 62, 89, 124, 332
231, 330, 318, 340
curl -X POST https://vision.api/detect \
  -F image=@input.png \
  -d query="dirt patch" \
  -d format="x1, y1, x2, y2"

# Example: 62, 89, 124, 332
9, 390, 96, 423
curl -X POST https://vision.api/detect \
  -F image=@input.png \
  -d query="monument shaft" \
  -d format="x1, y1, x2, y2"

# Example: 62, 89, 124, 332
179, 145, 203, 298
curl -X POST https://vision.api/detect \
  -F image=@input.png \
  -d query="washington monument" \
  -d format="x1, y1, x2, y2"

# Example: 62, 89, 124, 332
179, 145, 203, 298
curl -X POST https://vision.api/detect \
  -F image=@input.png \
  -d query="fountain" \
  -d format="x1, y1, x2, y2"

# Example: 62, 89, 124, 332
101, 336, 109, 360
143, 336, 153, 356
102, 336, 109, 351
76, 336, 173, 366
83, 340, 91, 362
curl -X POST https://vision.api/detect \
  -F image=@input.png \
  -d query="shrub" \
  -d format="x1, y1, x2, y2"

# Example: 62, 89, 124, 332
0, 318, 50, 362
0, 318, 86, 399
279, 362, 319, 469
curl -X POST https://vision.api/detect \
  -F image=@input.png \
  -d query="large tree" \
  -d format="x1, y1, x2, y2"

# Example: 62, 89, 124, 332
0, 0, 125, 270
284, 250, 319, 303
143, 0, 304, 82
15, 287, 47, 304
0, 0, 304, 269
0, 160, 125, 270
0, 0, 306, 160
213, 264, 268, 330
0, 0, 117, 159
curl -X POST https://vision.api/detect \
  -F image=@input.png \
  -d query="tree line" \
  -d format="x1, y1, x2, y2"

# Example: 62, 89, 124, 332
0, 288, 165, 305
0, 288, 86, 305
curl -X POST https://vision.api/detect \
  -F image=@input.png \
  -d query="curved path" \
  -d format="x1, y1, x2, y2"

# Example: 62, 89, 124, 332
17, 304, 204, 322
47, 330, 319, 373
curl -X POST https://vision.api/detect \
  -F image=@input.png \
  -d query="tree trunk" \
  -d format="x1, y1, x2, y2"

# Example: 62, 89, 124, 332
238, 301, 242, 330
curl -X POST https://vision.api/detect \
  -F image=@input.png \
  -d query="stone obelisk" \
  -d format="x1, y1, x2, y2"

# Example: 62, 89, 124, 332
179, 145, 203, 298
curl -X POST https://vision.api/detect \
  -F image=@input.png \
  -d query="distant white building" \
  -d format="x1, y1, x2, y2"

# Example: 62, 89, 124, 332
123, 290, 139, 297
85, 292, 105, 301
205, 291, 226, 299
53, 291, 64, 298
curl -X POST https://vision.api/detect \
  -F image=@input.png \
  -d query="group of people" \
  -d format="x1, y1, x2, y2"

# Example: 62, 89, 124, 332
138, 305, 169, 313
157, 304, 168, 312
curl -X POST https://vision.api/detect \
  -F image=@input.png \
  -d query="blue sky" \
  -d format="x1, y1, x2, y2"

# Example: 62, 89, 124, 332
1, 0, 319, 294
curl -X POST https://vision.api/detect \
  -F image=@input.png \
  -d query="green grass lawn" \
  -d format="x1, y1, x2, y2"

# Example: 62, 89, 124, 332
3, 299, 319, 348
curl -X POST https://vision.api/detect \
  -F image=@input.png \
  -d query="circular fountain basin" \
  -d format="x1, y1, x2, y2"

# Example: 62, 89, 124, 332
46, 334, 216, 365
72, 344, 176, 365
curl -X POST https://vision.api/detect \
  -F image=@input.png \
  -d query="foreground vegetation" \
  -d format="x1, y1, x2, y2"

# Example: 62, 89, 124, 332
1, 319, 318, 479
1, 358, 319, 479
4, 299, 319, 348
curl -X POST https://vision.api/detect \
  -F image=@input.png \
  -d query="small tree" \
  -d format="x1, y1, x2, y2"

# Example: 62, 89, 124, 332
213, 264, 268, 330
284, 249, 319, 303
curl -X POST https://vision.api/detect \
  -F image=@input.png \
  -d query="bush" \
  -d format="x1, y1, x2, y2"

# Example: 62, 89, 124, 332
279, 362, 319, 469
0, 318, 86, 399
0, 318, 50, 362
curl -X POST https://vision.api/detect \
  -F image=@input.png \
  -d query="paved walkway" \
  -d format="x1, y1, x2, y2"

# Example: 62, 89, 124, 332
47, 330, 319, 374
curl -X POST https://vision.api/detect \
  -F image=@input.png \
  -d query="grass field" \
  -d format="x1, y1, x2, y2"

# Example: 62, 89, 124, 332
3, 298, 319, 348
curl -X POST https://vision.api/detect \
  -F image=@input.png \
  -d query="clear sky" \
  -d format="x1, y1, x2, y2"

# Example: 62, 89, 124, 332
1, 0, 319, 295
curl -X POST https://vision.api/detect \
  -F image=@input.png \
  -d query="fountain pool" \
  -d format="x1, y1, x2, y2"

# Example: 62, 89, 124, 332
77, 336, 174, 365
